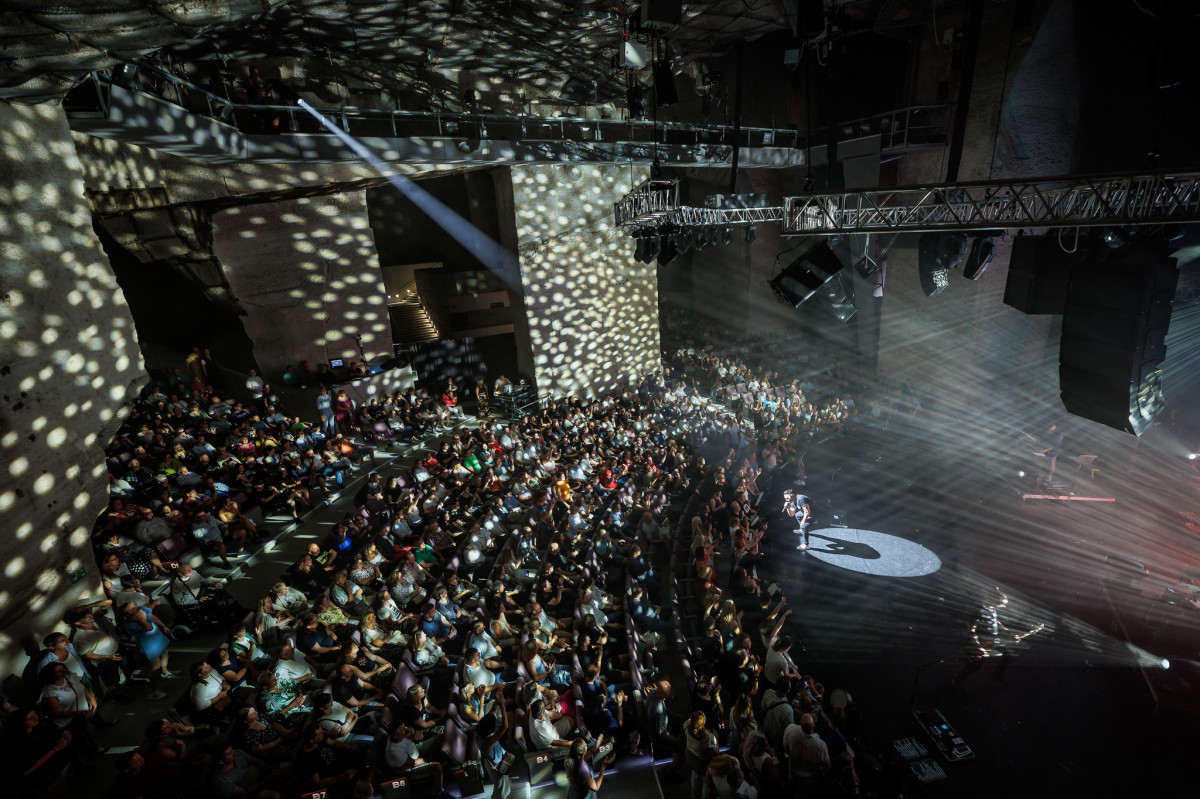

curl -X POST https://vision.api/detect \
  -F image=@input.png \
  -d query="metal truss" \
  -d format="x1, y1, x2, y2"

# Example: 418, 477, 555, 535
615, 178, 784, 229
782, 171, 1200, 234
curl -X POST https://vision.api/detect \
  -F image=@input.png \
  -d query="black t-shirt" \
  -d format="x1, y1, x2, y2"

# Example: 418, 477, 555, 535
296, 626, 333, 655
331, 678, 365, 706
292, 741, 344, 783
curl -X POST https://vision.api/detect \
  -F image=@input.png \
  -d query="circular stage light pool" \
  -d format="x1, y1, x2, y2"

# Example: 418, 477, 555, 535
800, 527, 942, 577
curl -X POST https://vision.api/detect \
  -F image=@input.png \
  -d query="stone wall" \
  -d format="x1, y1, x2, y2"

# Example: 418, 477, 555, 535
508, 165, 661, 398
210, 192, 392, 374
0, 104, 145, 677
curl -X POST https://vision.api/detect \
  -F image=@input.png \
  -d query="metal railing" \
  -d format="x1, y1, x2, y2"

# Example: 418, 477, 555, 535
67, 62, 950, 157
66, 64, 804, 150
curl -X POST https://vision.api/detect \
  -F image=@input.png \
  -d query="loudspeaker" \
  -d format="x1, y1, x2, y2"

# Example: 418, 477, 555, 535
769, 243, 846, 308
560, 77, 597, 104
641, 0, 682, 30
1059, 244, 1178, 435
1003, 235, 1073, 314
653, 59, 678, 107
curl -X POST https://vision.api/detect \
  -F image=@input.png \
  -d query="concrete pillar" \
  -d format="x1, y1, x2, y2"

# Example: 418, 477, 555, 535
508, 165, 661, 398
0, 103, 145, 675
211, 191, 393, 375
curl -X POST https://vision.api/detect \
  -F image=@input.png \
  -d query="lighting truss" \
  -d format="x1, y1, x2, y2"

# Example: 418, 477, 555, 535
782, 170, 1200, 235
615, 178, 784, 229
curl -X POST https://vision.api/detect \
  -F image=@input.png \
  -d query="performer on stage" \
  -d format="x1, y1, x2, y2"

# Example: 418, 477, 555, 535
782, 490, 812, 551
953, 589, 1044, 692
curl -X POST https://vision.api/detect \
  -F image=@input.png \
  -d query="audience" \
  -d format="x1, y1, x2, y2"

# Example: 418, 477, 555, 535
1, 329, 903, 799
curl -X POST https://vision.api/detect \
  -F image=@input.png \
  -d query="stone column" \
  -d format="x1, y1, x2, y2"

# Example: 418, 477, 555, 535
211, 191, 393, 375
508, 165, 661, 398
0, 103, 145, 674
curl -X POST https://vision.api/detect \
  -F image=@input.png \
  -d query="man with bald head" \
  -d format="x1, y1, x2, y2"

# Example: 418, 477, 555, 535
783, 712, 829, 796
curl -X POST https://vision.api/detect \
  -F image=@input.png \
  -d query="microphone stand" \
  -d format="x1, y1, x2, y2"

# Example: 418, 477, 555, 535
908, 656, 966, 714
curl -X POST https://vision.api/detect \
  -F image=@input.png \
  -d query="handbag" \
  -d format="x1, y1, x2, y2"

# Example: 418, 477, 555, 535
452, 760, 485, 797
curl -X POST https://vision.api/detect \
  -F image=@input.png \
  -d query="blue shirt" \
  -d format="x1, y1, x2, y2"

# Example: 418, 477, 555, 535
420, 615, 453, 640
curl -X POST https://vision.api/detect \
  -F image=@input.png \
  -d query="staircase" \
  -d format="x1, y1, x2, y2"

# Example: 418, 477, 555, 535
388, 283, 440, 344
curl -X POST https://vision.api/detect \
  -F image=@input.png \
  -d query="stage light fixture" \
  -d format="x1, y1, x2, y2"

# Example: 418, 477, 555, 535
1188, 453, 1198, 460
746, 225, 757, 243
643, 235, 662, 264
722, 227, 733, 246
1161, 658, 1171, 670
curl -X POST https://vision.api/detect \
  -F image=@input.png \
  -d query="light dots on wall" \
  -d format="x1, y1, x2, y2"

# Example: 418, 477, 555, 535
33, 473, 55, 495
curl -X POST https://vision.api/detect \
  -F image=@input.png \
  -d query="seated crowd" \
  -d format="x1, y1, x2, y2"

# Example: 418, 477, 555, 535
3, 335, 902, 799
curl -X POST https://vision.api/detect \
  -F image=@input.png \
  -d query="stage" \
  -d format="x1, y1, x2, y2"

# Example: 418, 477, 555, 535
729, 409, 1200, 799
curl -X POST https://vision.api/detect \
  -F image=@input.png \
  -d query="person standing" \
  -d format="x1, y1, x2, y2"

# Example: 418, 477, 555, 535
117, 602, 173, 700
317, 387, 336, 437
476, 702, 513, 799
782, 713, 829, 797
245, 369, 264, 402
37, 663, 103, 759
783, 491, 812, 551
185, 347, 207, 383
565, 736, 616, 799
334, 390, 356, 436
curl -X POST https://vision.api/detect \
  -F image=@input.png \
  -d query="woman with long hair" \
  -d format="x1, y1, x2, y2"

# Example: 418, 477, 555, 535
564, 736, 615, 799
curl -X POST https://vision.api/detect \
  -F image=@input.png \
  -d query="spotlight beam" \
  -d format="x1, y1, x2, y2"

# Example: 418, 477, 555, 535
290, 95, 520, 287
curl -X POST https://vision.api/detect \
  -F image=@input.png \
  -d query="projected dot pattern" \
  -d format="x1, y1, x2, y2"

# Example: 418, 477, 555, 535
211, 191, 392, 374
510, 165, 661, 398
0, 103, 145, 667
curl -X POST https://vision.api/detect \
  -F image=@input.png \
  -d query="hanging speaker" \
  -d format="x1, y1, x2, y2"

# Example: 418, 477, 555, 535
653, 59, 678, 107
1059, 242, 1178, 435
769, 243, 847, 308
1003, 235, 1073, 314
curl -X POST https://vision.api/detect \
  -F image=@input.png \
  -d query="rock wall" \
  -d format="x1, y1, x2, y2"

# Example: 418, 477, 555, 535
0, 104, 145, 677
508, 164, 661, 398
210, 192, 392, 374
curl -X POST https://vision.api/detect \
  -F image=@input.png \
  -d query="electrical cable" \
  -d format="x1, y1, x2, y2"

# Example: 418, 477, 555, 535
931, 0, 951, 53
1057, 225, 1079, 254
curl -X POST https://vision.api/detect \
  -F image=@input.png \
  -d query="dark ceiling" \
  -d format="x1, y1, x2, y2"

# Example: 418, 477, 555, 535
0, 1, 917, 107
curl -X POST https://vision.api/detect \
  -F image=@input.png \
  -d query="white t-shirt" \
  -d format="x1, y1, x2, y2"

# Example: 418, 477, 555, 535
464, 661, 497, 689
529, 714, 560, 750
273, 652, 312, 687
39, 675, 89, 728
73, 626, 120, 658
319, 701, 356, 739
385, 736, 418, 770
190, 674, 225, 711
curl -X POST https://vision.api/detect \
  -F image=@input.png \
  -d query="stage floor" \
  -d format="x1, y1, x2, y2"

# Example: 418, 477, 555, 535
735, 413, 1200, 799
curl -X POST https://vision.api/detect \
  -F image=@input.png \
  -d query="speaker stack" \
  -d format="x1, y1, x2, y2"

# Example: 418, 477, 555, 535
1058, 242, 1178, 435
